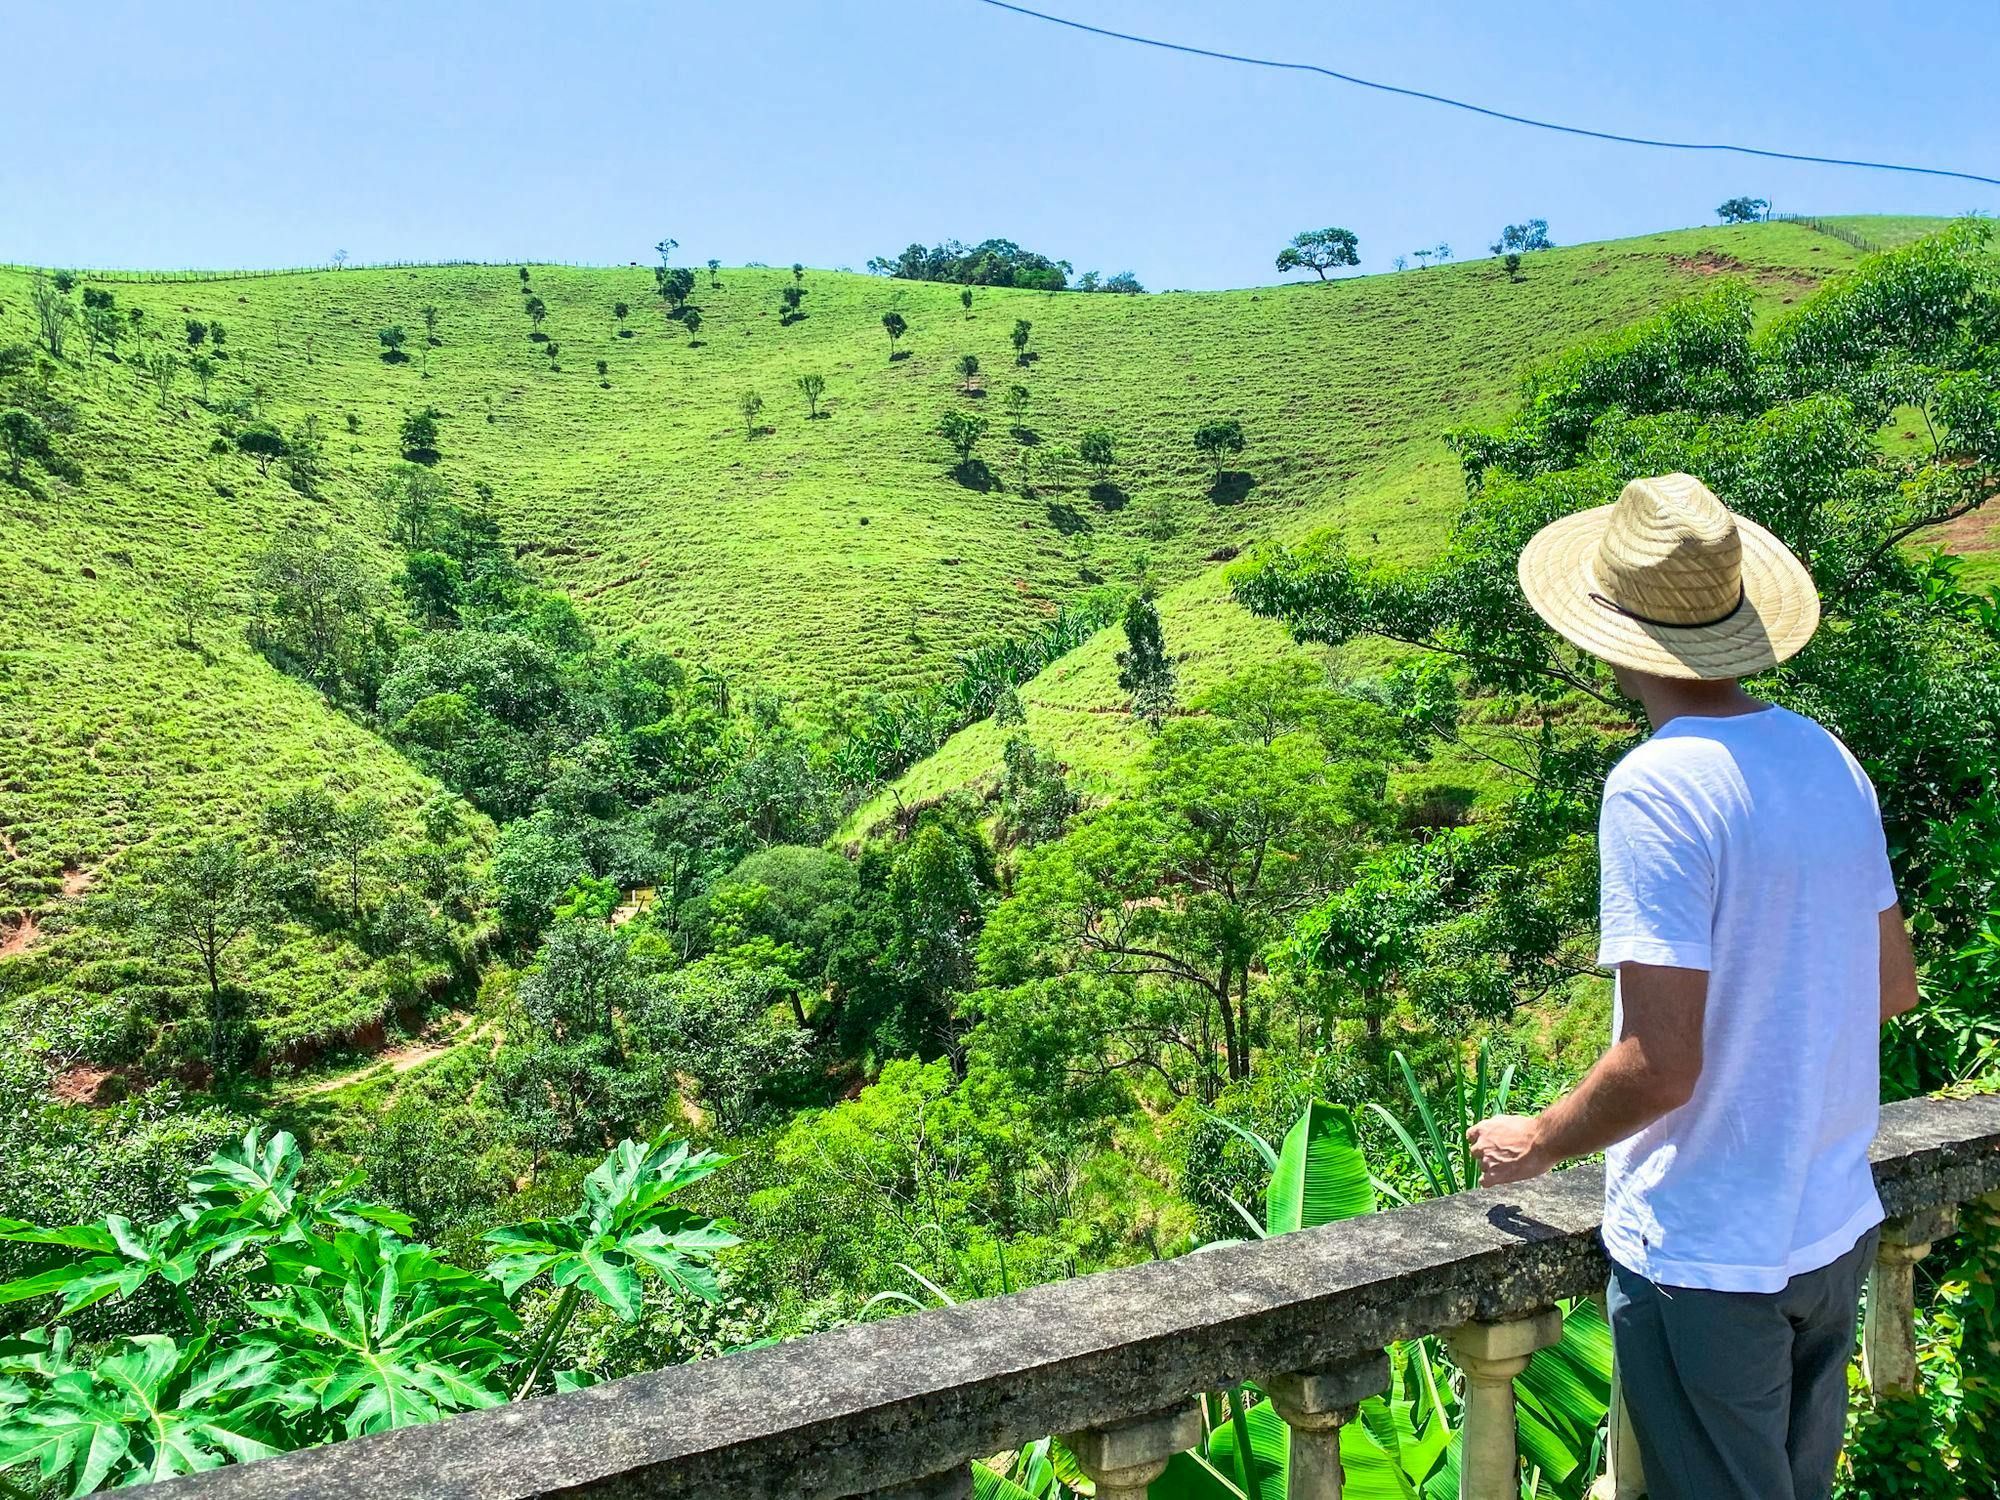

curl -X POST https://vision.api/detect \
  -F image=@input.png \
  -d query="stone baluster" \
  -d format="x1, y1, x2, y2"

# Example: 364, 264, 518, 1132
1063, 1401, 1206, 1500
1865, 1205, 1956, 1401
1446, 1308, 1564, 1500
1586, 1295, 1646, 1500
1264, 1350, 1391, 1500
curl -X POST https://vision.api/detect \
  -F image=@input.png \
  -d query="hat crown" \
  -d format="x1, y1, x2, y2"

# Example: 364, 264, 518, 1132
1590, 474, 1743, 626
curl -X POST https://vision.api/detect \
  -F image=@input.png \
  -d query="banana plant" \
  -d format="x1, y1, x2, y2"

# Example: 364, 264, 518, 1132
1153, 1096, 1609, 1500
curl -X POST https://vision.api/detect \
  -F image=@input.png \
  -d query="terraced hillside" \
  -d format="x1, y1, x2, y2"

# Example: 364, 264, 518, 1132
0, 219, 1916, 921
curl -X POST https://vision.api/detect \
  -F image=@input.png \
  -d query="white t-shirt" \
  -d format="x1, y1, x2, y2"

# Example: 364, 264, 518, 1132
1597, 704, 1894, 1293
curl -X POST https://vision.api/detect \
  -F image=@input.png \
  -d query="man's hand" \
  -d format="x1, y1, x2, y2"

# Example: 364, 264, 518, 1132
1468, 1114, 1550, 1187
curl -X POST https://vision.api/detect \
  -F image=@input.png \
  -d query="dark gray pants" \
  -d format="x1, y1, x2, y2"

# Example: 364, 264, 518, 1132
1606, 1226, 1878, 1500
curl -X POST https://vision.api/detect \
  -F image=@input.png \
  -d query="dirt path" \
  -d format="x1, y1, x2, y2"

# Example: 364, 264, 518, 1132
1, 868, 92, 960
287, 1012, 480, 1099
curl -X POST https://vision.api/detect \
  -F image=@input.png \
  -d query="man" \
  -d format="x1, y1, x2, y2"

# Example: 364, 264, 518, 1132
1467, 473, 1921, 1500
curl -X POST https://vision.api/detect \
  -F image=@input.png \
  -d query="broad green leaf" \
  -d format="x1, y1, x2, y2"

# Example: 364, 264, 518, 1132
1203, 1398, 1287, 1500
1266, 1100, 1375, 1235
972, 1459, 1039, 1500
558, 1246, 642, 1320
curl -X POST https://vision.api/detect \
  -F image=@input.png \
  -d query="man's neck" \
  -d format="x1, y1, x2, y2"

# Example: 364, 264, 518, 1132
1626, 675, 1766, 732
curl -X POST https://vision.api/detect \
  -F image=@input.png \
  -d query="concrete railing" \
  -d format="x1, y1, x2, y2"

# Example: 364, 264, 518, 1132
135, 1093, 2000, 1500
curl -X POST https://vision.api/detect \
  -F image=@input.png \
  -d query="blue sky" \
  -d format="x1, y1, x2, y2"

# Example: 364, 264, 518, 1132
4, 0, 1994, 289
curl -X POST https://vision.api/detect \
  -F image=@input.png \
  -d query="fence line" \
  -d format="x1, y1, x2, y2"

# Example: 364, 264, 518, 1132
1771, 215, 1884, 255
0, 258, 650, 284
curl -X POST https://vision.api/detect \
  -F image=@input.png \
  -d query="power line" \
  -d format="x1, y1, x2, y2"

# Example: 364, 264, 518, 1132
970, 0, 2000, 190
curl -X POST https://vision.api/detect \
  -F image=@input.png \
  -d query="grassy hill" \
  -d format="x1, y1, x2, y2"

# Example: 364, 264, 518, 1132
0, 219, 1926, 948
845, 221, 1952, 830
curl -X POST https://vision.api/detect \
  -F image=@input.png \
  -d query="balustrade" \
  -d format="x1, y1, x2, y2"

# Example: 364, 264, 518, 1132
126, 1093, 2000, 1500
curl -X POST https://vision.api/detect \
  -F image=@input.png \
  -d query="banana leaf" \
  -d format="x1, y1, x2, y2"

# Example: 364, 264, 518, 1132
1265, 1102, 1375, 1235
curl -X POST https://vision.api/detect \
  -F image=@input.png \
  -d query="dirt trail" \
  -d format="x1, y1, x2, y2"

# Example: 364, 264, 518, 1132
287, 1013, 481, 1099
1, 868, 92, 960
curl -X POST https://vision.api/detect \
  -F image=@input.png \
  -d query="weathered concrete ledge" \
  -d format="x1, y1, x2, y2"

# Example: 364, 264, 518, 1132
137, 1092, 2000, 1500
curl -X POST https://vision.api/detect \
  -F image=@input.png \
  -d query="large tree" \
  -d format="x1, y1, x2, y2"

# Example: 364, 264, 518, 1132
1276, 227, 1361, 280
978, 683, 1394, 1097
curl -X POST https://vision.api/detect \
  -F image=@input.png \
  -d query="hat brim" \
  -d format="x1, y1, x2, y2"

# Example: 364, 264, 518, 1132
1518, 505, 1820, 680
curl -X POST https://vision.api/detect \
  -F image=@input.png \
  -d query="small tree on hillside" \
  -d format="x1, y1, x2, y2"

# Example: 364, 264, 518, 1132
1004, 383, 1030, 431
960, 287, 974, 315
707, 258, 721, 286
613, 301, 630, 335
882, 310, 907, 356
791, 262, 805, 283
1079, 426, 1116, 482
519, 266, 532, 283
657, 266, 696, 314
525, 296, 547, 333
1718, 196, 1770, 224
780, 285, 806, 323
420, 303, 441, 345
1193, 418, 1245, 475
1503, 252, 1523, 279
84, 305, 121, 361
739, 389, 765, 437
378, 325, 409, 361
0, 408, 49, 481
143, 345, 180, 408
379, 461, 450, 548
191, 352, 217, 400
1275, 226, 1361, 280
797, 372, 827, 418
544, 341, 561, 371
1413, 248, 1433, 270
208, 321, 226, 355
938, 408, 988, 466
1490, 219, 1552, 254
1434, 243, 1452, 265
1010, 318, 1033, 363
130, 838, 279, 1077
28, 273, 72, 358
956, 352, 980, 393
184, 318, 207, 349
682, 307, 703, 342
1115, 595, 1176, 726
400, 406, 442, 461
330, 796, 390, 921
168, 577, 218, 647
237, 422, 289, 475
655, 237, 679, 265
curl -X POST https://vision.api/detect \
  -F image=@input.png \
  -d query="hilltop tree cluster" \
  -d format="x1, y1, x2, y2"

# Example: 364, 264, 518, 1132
867, 238, 1143, 294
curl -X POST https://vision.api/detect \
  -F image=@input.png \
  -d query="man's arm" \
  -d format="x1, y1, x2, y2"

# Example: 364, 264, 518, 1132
1468, 963, 1706, 1187
1880, 902, 1919, 1023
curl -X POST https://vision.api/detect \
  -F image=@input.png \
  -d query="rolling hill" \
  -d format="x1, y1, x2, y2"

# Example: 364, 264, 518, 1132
0, 218, 1935, 951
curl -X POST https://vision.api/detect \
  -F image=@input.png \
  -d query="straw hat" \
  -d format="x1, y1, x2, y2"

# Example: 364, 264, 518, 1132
1517, 473, 1819, 680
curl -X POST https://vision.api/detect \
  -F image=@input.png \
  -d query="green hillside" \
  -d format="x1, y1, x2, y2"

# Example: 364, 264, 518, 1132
0, 222, 1895, 906
0, 218, 1955, 1061
847, 221, 1936, 830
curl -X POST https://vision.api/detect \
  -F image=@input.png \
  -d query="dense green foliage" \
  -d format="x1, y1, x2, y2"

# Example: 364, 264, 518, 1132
0, 218, 1992, 1497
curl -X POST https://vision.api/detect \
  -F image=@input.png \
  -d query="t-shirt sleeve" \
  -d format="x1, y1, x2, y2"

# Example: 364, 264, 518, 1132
1598, 780, 1715, 970
1860, 770, 1899, 911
